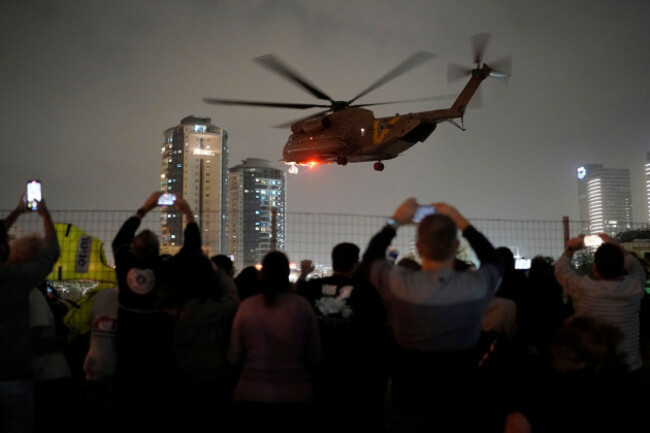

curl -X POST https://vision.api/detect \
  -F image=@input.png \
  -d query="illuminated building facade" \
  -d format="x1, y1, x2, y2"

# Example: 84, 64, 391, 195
577, 164, 633, 235
227, 158, 286, 271
160, 116, 228, 255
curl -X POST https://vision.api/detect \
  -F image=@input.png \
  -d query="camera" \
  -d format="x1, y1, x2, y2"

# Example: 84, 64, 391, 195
583, 234, 604, 248
412, 205, 436, 223
158, 193, 176, 206
26, 179, 42, 212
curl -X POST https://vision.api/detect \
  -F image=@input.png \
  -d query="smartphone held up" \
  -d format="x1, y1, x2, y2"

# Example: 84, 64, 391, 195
583, 234, 604, 248
26, 179, 42, 212
158, 193, 176, 206
412, 205, 436, 223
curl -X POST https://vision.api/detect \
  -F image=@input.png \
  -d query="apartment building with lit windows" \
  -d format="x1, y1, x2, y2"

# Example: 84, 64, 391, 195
577, 163, 633, 235
160, 116, 228, 255
227, 158, 286, 271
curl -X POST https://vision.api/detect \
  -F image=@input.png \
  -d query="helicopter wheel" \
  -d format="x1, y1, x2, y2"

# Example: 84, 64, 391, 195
373, 161, 384, 171
336, 155, 348, 166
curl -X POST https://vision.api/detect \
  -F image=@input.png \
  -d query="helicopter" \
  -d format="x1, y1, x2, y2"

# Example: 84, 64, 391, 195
203, 34, 511, 173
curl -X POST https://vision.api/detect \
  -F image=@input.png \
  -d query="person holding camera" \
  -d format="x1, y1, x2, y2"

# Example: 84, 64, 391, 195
554, 233, 646, 373
361, 198, 504, 432
0, 193, 60, 433
111, 191, 200, 430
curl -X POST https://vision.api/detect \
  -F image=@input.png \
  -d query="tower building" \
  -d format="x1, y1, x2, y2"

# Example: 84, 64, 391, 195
160, 116, 228, 255
227, 158, 287, 271
577, 163, 633, 235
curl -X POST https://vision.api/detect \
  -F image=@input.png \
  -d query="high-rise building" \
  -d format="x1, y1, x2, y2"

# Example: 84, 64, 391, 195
160, 116, 228, 255
577, 163, 633, 235
646, 152, 650, 224
227, 158, 287, 271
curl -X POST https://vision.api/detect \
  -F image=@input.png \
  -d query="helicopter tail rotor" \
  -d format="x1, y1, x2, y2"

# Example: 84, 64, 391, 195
471, 33, 491, 66
447, 63, 473, 83
486, 56, 512, 80
447, 33, 511, 84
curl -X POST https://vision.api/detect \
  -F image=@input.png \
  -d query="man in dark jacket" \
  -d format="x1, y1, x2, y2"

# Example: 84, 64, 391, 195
0, 195, 59, 433
111, 191, 200, 430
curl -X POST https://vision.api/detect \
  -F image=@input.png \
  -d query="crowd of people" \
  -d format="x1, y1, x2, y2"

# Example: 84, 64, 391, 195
1, 191, 650, 432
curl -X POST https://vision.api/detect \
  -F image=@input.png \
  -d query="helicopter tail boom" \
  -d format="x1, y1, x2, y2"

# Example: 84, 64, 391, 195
449, 64, 491, 117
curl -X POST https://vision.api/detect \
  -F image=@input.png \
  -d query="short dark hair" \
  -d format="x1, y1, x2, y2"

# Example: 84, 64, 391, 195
261, 251, 290, 304
131, 230, 159, 261
331, 242, 360, 273
497, 247, 515, 270
552, 314, 624, 373
159, 252, 220, 307
417, 214, 458, 261
211, 254, 234, 276
594, 243, 624, 279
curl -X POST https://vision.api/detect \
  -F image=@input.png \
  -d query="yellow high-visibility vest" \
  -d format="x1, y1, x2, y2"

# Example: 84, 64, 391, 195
47, 223, 116, 285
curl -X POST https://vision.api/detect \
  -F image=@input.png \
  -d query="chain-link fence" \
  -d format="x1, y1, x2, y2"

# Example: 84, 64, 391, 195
7, 208, 646, 265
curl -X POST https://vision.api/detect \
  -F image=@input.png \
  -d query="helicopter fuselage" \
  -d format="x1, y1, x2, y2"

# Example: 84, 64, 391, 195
281, 106, 466, 166
282, 63, 489, 169
203, 46, 504, 172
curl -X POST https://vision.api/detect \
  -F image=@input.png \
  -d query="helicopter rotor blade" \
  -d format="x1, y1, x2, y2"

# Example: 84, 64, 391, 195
471, 33, 491, 65
273, 109, 331, 128
347, 51, 436, 105
254, 54, 335, 103
272, 93, 457, 128
353, 93, 457, 108
202, 97, 329, 110
447, 62, 472, 83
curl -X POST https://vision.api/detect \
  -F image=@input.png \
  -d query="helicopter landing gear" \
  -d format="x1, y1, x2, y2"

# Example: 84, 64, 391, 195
373, 161, 385, 171
336, 155, 348, 166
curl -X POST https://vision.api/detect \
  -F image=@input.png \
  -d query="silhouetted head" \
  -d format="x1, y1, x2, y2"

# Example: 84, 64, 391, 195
528, 255, 556, 280
158, 252, 220, 308
593, 243, 625, 280
131, 229, 159, 261
416, 214, 459, 261
260, 251, 291, 304
331, 242, 360, 274
211, 254, 235, 277
552, 314, 625, 374
397, 257, 422, 271
497, 247, 516, 270
235, 265, 261, 300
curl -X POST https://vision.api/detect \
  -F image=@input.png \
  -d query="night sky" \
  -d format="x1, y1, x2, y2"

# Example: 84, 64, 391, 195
2, 0, 649, 223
